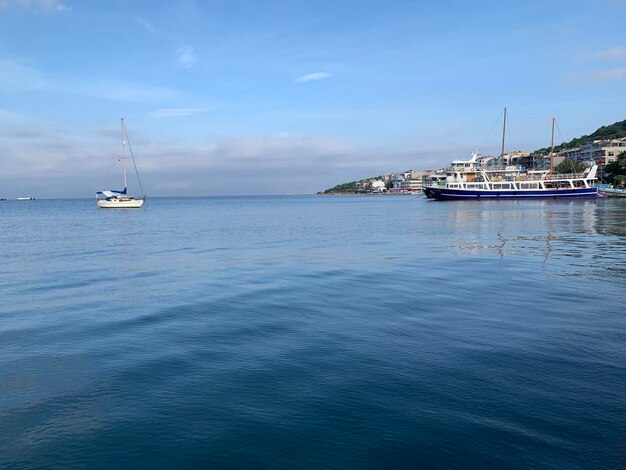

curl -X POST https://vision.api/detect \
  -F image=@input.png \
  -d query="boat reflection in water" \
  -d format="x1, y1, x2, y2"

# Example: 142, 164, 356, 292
441, 198, 626, 283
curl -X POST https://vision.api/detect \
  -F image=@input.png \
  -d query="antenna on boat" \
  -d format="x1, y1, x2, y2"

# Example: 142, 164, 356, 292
550, 117, 555, 175
500, 107, 507, 167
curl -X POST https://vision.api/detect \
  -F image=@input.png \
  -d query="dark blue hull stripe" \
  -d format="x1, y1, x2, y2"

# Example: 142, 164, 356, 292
423, 187, 598, 200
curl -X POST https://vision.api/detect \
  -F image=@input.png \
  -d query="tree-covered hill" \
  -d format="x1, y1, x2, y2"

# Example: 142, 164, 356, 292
533, 118, 626, 155
319, 181, 359, 194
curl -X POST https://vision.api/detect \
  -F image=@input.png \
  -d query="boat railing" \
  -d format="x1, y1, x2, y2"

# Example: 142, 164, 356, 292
490, 172, 588, 182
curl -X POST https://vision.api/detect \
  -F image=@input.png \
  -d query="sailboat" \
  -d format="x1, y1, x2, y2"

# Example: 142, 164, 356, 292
96, 118, 145, 208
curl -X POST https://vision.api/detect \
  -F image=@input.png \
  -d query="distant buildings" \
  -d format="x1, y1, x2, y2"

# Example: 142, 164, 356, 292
371, 180, 386, 193
390, 170, 430, 192
557, 138, 626, 164
356, 178, 386, 193
334, 137, 626, 195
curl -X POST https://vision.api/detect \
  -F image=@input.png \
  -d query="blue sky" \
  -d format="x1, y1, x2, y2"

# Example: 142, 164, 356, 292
1, 0, 625, 197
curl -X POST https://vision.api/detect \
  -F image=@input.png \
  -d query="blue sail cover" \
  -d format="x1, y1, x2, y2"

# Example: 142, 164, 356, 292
96, 188, 127, 199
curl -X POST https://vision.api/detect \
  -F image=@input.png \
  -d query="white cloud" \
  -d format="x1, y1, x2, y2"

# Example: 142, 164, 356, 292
568, 67, 626, 83
0, 58, 47, 90
0, 57, 180, 103
148, 108, 206, 118
136, 18, 156, 34
294, 72, 332, 83
0, 0, 69, 12
79, 81, 179, 103
176, 46, 196, 69
0, 122, 457, 197
590, 46, 626, 61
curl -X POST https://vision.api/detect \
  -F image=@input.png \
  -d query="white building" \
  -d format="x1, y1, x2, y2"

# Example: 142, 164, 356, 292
396, 179, 421, 191
371, 180, 386, 192
391, 170, 428, 192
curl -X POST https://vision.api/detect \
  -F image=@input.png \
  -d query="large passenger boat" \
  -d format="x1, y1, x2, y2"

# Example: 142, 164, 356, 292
423, 110, 598, 200
422, 152, 598, 200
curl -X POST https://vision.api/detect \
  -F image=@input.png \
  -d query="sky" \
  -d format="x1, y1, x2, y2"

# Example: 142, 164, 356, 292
1, 0, 625, 197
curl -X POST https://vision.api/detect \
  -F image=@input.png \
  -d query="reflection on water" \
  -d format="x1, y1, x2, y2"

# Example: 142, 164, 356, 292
447, 199, 626, 281
1, 196, 626, 468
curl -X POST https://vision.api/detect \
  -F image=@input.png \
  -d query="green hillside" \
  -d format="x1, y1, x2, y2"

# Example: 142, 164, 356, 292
319, 181, 359, 194
533, 118, 626, 155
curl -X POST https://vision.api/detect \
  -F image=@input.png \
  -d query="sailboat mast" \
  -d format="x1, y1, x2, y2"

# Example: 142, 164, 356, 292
121, 118, 128, 191
550, 117, 555, 175
500, 107, 507, 167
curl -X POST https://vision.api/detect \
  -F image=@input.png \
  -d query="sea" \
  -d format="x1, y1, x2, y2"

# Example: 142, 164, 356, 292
1, 195, 625, 469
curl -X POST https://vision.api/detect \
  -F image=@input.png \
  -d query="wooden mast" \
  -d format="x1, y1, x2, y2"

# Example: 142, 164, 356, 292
500, 107, 507, 167
549, 117, 555, 175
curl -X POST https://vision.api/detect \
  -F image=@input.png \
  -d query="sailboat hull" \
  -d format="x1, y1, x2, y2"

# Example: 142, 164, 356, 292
97, 198, 144, 208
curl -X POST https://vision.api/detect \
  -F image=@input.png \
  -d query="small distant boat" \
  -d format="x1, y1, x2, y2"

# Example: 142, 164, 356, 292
96, 118, 145, 209
598, 186, 626, 198
17, 196, 35, 201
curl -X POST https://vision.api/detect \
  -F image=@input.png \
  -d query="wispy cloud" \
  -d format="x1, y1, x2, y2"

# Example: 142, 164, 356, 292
294, 72, 332, 83
0, 0, 69, 12
148, 108, 206, 118
577, 46, 626, 63
176, 46, 196, 69
0, 57, 180, 102
590, 46, 626, 61
136, 18, 156, 34
0, 58, 47, 90
0, 118, 460, 197
567, 67, 626, 83
79, 81, 179, 103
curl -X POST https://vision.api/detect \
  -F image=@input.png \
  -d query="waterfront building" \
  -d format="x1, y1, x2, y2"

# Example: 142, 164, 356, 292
397, 179, 422, 192
391, 170, 429, 192
356, 179, 386, 193
558, 138, 626, 164
371, 180, 386, 193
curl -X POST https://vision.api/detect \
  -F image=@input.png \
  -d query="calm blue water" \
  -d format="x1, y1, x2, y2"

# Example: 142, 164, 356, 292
1, 196, 626, 469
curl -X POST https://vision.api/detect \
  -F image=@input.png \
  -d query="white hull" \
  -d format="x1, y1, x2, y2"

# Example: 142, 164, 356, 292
97, 198, 144, 208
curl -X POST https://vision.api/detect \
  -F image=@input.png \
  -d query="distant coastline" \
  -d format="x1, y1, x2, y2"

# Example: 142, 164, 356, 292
319, 118, 626, 194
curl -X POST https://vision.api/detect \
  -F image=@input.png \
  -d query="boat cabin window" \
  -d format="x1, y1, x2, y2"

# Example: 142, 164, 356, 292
492, 183, 512, 190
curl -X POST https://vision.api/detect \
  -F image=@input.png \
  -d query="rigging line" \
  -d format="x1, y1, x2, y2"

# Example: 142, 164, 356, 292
123, 125, 145, 196
506, 116, 513, 154
554, 120, 576, 172
554, 120, 566, 149
477, 110, 503, 152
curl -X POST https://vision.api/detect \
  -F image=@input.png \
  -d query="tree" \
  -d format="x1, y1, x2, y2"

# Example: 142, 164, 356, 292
604, 152, 626, 185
